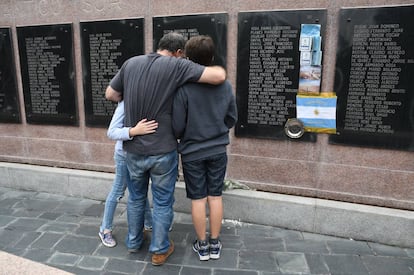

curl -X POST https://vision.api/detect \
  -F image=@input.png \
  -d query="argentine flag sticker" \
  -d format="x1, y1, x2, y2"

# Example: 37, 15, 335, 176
296, 94, 337, 134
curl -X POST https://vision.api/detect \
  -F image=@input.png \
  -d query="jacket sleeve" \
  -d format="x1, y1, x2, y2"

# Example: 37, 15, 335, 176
107, 101, 132, 141
172, 89, 188, 139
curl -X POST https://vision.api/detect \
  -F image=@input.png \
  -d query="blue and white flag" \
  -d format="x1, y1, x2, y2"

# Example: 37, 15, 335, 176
296, 94, 337, 133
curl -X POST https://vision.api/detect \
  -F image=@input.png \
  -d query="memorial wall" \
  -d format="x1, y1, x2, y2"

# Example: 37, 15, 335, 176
0, 0, 413, 210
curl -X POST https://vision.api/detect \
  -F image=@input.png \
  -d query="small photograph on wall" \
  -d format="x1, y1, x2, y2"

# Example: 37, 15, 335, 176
298, 65, 321, 95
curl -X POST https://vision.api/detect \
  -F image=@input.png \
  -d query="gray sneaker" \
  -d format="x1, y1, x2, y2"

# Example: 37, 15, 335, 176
99, 231, 116, 247
192, 240, 210, 261
209, 238, 222, 259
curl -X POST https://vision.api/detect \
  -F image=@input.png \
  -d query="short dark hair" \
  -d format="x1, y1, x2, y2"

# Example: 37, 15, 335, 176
157, 32, 186, 53
184, 35, 215, 66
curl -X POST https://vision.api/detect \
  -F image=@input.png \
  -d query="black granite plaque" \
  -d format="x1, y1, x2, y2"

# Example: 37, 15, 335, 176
235, 10, 326, 140
0, 28, 20, 123
153, 13, 227, 67
330, 5, 414, 151
17, 24, 77, 125
81, 18, 144, 127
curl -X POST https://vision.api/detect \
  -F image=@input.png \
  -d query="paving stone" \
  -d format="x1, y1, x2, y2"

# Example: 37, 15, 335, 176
215, 269, 259, 275
285, 239, 329, 254
6, 217, 47, 231
56, 214, 84, 223
0, 207, 15, 216
0, 228, 26, 248
53, 200, 96, 215
239, 250, 279, 272
323, 254, 369, 274
0, 214, 15, 226
40, 221, 79, 234
0, 198, 20, 209
55, 235, 100, 254
220, 234, 244, 250
406, 248, 414, 258
48, 252, 81, 266
13, 231, 42, 249
302, 232, 347, 241
31, 232, 64, 249
142, 263, 181, 275
327, 240, 374, 255
268, 228, 303, 241
368, 242, 409, 257
17, 198, 60, 211
50, 265, 99, 275
12, 208, 45, 218
186, 247, 238, 269
181, 266, 212, 275
39, 212, 62, 220
75, 224, 100, 238
82, 203, 104, 217
304, 254, 330, 274
361, 255, 414, 275
77, 255, 107, 270
242, 235, 285, 252
95, 242, 149, 261
275, 252, 310, 274
104, 258, 143, 274
237, 223, 277, 237
23, 248, 55, 263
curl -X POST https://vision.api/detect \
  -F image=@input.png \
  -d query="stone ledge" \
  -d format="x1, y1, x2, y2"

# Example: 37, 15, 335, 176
0, 161, 413, 248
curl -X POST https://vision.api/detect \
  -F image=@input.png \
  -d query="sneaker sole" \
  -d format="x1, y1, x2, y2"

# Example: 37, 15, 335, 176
210, 253, 220, 259
98, 233, 116, 248
192, 244, 210, 261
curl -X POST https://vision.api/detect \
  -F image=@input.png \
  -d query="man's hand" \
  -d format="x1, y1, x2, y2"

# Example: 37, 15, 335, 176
129, 119, 158, 137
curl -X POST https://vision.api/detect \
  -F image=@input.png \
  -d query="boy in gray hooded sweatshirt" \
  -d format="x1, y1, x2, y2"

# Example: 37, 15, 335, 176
172, 35, 238, 261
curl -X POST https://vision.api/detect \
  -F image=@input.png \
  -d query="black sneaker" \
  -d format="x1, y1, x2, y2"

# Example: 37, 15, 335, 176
209, 238, 222, 259
192, 240, 210, 261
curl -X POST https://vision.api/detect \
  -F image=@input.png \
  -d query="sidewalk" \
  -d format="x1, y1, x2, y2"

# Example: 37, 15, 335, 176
0, 186, 413, 275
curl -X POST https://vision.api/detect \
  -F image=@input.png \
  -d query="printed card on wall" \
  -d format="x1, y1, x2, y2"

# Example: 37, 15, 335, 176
298, 24, 322, 95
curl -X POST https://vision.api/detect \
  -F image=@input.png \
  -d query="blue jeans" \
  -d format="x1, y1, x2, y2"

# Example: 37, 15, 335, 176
125, 150, 177, 254
100, 151, 152, 232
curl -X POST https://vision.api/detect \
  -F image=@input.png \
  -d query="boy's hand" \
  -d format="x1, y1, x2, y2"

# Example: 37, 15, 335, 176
129, 119, 158, 137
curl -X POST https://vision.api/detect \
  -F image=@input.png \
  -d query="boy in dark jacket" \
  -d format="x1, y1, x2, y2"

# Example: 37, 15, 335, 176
172, 35, 238, 261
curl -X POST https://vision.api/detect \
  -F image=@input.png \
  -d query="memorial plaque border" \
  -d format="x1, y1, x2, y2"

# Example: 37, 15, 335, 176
235, 9, 327, 142
0, 27, 20, 123
17, 23, 78, 126
80, 18, 145, 127
153, 13, 228, 68
330, 5, 414, 151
